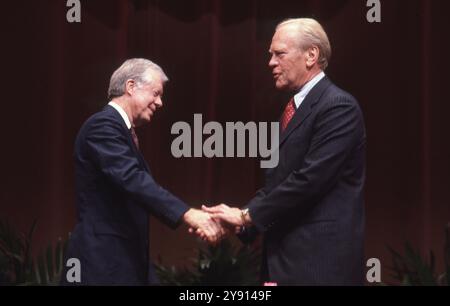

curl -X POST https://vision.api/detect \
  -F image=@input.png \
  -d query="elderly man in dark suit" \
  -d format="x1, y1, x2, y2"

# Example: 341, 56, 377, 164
62, 58, 224, 285
204, 18, 366, 285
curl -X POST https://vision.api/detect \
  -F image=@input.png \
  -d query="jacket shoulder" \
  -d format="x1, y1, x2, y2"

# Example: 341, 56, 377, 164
85, 106, 119, 125
75, 106, 125, 146
324, 81, 358, 104
80, 107, 124, 133
313, 80, 363, 117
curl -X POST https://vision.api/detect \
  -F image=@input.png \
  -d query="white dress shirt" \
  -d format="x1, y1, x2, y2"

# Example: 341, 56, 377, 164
108, 101, 132, 129
293, 71, 326, 109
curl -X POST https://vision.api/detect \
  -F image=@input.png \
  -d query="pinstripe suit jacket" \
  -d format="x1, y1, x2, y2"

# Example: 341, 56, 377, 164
245, 76, 366, 285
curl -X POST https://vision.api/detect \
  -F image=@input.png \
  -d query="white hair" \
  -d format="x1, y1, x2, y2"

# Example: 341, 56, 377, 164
276, 18, 332, 70
108, 58, 168, 100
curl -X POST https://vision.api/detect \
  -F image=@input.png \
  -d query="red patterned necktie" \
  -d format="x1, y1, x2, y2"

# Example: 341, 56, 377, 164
281, 98, 296, 132
130, 127, 139, 149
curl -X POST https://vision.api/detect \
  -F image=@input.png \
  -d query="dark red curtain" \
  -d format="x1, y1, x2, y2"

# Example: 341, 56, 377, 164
1, 0, 449, 282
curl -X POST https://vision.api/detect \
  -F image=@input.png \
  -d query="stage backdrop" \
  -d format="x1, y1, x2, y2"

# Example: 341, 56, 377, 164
1, 0, 449, 283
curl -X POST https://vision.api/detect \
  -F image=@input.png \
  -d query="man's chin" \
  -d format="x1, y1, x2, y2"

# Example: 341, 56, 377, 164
136, 117, 151, 127
275, 82, 288, 91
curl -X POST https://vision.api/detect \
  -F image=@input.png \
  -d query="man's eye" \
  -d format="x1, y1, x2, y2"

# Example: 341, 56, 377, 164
272, 52, 283, 58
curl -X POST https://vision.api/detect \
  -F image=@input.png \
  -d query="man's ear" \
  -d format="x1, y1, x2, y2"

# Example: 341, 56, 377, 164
305, 46, 320, 68
125, 79, 136, 96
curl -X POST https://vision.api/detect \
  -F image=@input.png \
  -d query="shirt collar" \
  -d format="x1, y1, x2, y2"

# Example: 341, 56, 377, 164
293, 71, 326, 109
108, 101, 132, 129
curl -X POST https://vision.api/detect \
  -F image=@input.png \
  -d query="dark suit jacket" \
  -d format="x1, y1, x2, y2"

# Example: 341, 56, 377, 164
62, 105, 189, 285
245, 76, 366, 285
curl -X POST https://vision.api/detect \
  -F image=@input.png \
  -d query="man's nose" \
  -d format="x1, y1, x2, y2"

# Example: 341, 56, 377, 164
269, 55, 278, 68
155, 97, 163, 108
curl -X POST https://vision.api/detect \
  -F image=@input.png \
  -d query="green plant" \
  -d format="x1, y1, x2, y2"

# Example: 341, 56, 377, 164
0, 218, 35, 285
0, 217, 67, 286
444, 223, 450, 285
31, 237, 67, 286
155, 239, 261, 286
387, 223, 450, 286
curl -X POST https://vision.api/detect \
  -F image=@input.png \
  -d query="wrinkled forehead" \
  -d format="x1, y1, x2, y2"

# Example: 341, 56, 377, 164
270, 25, 300, 50
142, 69, 164, 87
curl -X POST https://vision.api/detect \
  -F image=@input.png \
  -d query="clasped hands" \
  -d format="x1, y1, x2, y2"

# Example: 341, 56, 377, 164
183, 204, 251, 245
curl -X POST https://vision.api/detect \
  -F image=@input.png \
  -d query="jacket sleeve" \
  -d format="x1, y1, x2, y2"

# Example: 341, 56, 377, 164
85, 116, 189, 229
235, 188, 266, 244
247, 95, 365, 233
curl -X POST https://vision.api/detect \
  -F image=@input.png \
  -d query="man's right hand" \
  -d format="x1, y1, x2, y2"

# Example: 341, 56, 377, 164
182, 208, 226, 245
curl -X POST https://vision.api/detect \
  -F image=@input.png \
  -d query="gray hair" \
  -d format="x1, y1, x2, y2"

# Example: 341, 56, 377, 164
276, 18, 332, 70
107, 58, 169, 100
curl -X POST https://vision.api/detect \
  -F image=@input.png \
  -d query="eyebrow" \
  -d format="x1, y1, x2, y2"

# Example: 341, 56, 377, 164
269, 48, 286, 54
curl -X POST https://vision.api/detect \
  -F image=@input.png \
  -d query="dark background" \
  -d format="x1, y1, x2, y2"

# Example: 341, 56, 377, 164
1, 0, 449, 284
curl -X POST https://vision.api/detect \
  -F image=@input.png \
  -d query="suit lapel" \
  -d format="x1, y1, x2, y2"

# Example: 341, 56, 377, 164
279, 76, 332, 148
104, 105, 151, 173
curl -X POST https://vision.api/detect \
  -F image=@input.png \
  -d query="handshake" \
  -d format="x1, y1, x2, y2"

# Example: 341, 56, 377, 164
182, 204, 252, 245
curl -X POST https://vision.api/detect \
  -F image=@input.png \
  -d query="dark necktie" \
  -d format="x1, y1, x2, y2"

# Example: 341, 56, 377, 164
281, 98, 296, 132
130, 127, 139, 149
